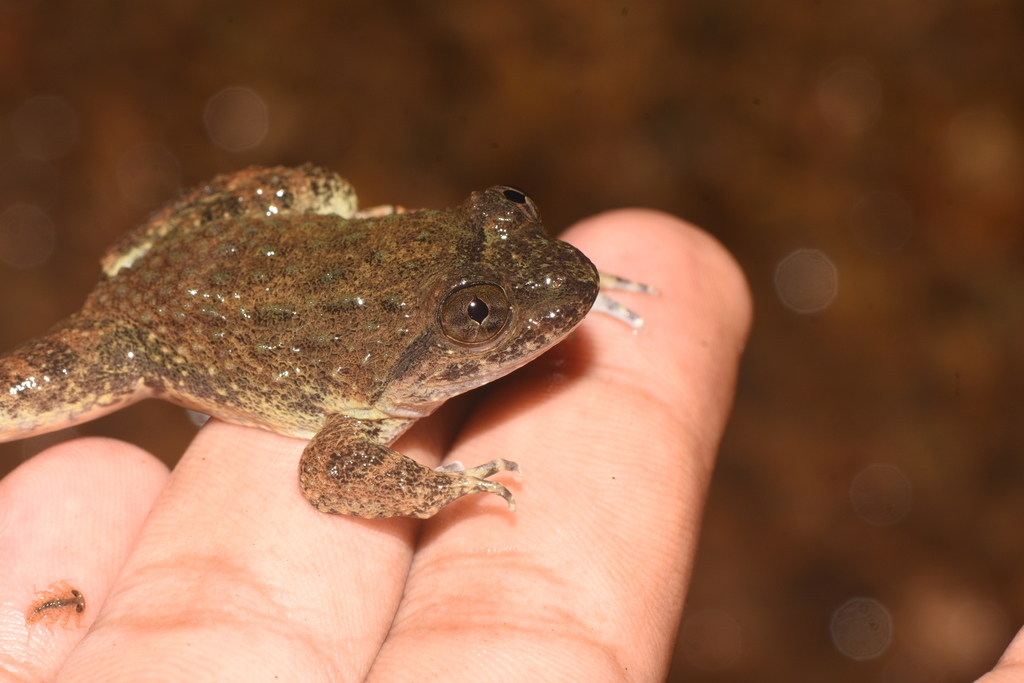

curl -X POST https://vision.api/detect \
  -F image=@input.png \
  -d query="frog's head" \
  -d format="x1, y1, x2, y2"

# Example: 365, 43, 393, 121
382, 186, 600, 414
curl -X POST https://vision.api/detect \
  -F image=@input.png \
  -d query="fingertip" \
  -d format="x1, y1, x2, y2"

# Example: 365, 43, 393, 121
2, 436, 168, 524
564, 208, 753, 343
562, 209, 752, 441
2, 437, 169, 529
0, 438, 168, 671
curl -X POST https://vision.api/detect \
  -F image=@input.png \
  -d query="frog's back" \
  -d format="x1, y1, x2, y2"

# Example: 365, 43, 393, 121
0, 166, 369, 442
82, 205, 485, 436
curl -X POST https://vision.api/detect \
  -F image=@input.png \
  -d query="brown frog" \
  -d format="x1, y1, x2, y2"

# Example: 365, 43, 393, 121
0, 165, 601, 518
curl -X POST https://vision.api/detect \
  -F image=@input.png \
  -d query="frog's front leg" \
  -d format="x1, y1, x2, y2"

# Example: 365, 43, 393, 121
299, 413, 520, 519
0, 314, 148, 441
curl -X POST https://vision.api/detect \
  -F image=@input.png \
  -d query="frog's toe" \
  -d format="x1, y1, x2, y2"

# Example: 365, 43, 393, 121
435, 458, 521, 480
466, 479, 516, 514
450, 458, 522, 482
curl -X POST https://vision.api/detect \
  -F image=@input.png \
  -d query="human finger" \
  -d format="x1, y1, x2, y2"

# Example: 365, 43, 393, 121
0, 438, 168, 681
52, 421, 422, 682
368, 210, 752, 681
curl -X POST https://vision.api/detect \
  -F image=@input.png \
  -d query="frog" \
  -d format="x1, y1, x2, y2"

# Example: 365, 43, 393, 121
0, 164, 604, 519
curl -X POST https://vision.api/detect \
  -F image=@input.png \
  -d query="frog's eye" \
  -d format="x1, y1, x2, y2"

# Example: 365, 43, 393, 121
495, 185, 540, 222
501, 187, 527, 204
439, 283, 511, 345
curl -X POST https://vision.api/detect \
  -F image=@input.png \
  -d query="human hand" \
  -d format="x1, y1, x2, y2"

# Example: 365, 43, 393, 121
0, 210, 751, 682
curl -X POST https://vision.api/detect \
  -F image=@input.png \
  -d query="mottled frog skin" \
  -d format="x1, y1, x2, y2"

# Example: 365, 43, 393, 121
0, 165, 600, 518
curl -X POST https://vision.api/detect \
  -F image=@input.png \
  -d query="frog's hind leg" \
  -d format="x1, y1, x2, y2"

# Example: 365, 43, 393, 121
299, 413, 519, 519
0, 314, 150, 441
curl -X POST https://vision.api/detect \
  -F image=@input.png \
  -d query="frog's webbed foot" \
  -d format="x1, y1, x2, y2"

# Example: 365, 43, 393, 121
299, 415, 519, 519
593, 272, 659, 331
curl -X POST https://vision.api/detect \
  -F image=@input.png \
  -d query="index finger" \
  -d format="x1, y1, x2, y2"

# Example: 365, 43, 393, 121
369, 210, 752, 681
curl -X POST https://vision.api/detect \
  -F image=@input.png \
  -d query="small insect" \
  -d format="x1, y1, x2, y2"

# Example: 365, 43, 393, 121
25, 580, 86, 631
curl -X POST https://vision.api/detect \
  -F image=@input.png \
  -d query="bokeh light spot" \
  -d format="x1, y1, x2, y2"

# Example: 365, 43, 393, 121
0, 204, 55, 269
678, 608, 743, 671
116, 143, 181, 208
850, 463, 913, 526
204, 86, 269, 152
817, 62, 882, 134
10, 95, 79, 159
830, 597, 893, 660
849, 191, 913, 256
774, 248, 838, 313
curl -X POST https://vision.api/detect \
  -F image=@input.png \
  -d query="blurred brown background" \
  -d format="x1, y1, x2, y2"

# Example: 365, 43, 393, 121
1, 1, 1022, 680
